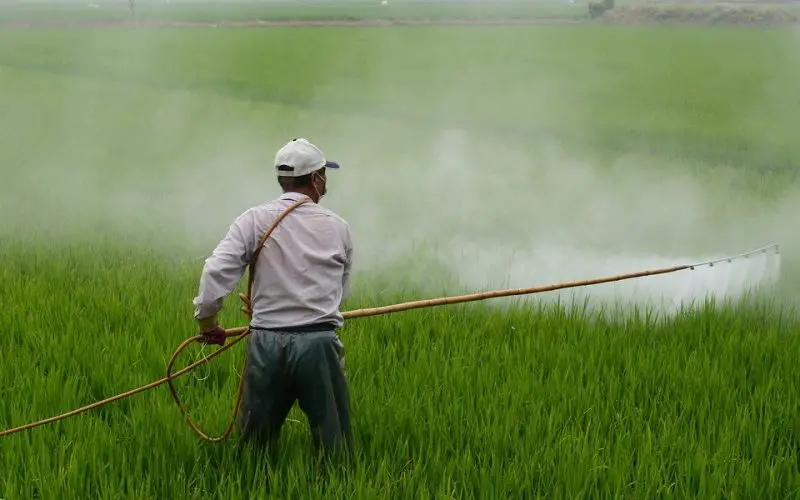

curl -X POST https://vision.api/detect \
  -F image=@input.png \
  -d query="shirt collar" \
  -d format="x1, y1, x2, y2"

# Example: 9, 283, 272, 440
279, 191, 312, 203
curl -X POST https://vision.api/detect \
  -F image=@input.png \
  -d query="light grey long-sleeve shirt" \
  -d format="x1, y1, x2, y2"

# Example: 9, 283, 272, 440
193, 192, 353, 330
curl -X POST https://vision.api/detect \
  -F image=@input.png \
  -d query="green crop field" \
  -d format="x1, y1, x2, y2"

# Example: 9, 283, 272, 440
1, 5, 800, 498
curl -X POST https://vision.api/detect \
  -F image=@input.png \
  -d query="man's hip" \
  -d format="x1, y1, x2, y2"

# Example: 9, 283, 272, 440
246, 323, 346, 371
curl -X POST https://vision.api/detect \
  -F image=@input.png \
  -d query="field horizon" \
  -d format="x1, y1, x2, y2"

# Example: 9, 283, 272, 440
3, 0, 800, 27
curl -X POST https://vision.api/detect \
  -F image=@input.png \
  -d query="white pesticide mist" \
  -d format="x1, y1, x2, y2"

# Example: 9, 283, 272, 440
304, 29, 796, 317
323, 127, 788, 317
1, 17, 796, 319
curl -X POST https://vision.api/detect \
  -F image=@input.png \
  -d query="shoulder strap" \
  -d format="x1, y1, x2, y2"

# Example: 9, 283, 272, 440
238, 198, 312, 318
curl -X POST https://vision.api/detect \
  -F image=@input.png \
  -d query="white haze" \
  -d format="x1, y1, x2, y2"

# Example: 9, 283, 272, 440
323, 128, 788, 316
1, 12, 796, 317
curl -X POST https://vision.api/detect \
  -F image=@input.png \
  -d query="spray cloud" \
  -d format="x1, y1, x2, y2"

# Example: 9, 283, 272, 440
1, 13, 796, 317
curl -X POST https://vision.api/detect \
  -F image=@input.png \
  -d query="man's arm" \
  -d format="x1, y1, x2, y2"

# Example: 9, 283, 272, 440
192, 209, 259, 330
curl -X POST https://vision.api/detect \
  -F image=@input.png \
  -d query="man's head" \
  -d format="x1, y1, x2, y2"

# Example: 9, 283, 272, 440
274, 138, 340, 202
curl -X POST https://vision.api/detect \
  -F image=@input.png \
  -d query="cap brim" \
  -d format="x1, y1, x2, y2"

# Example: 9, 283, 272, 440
324, 161, 340, 169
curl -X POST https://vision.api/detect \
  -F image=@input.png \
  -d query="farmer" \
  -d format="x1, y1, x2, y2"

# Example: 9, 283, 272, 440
191, 137, 354, 458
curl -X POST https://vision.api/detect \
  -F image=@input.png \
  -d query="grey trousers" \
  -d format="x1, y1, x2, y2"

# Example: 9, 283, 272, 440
236, 326, 352, 455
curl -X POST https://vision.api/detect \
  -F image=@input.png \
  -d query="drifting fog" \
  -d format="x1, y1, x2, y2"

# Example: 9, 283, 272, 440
1, 13, 796, 317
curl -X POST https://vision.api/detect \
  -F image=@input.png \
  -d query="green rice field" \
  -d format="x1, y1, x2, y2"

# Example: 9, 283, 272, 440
1, 3, 800, 498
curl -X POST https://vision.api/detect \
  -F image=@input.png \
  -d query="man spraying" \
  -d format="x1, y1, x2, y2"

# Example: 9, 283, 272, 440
191, 138, 354, 457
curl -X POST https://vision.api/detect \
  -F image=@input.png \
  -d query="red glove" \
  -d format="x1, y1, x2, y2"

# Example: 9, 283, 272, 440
196, 314, 226, 346
198, 326, 226, 346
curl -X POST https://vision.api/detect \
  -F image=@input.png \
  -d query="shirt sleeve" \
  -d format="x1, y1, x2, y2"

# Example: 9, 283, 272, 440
341, 222, 354, 303
193, 209, 260, 322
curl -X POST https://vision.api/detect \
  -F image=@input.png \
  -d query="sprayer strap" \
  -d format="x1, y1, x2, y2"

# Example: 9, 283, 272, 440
245, 198, 313, 311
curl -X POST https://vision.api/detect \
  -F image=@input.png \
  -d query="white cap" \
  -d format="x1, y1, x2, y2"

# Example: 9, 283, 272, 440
274, 138, 340, 177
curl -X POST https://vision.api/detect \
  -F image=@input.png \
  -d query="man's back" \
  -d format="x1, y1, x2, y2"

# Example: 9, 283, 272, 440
243, 193, 352, 330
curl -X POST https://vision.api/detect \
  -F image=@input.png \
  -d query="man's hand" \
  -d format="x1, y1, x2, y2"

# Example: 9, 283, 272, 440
197, 314, 226, 346
198, 326, 226, 346
238, 293, 253, 316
